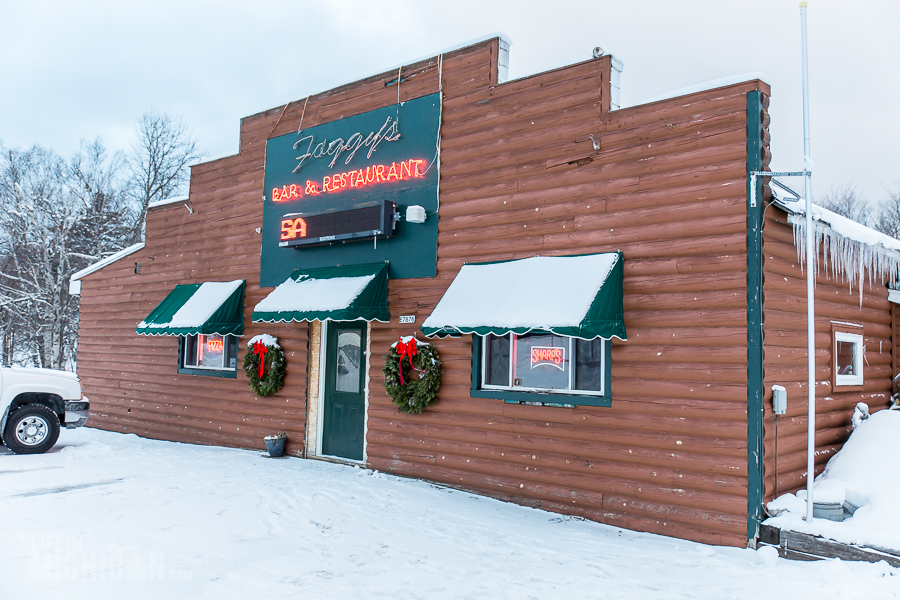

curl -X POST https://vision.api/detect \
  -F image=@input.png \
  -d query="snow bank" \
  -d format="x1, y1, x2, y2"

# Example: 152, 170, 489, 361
766, 409, 900, 550
3, 428, 897, 599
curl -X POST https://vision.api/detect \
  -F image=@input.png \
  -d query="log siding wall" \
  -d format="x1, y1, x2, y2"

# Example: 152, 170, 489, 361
761, 209, 894, 503
78, 38, 777, 546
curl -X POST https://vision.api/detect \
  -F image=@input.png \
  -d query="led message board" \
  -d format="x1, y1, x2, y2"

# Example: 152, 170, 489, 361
279, 200, 395, 248
260, 93, 440, 287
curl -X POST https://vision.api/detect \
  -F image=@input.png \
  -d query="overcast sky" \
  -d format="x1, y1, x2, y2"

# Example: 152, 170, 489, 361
2, 0, 897, 205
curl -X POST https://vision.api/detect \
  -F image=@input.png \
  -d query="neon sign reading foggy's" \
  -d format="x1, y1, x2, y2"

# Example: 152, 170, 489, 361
272, 159, 426, 202
531, 347, 565, 370
292, 115, 401, 174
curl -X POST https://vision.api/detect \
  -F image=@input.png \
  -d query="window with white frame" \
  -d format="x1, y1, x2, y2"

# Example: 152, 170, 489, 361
834, 331, 864, 386
480, 332, 607, 396
181, 334, 239, 373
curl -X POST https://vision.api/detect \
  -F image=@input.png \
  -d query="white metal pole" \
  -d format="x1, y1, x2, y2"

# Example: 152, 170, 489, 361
800, 0, 816, 522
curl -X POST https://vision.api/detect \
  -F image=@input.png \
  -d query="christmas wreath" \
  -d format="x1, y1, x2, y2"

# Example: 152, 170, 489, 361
383, 336, 442, 414
243, 334, 286, 396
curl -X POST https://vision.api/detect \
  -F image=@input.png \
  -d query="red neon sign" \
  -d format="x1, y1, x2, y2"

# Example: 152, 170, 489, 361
206, 338, 224, 352
272, 158, 426, 202
280, 217, 307, 241
272, 183, 303, 202
531, 347, 565, 370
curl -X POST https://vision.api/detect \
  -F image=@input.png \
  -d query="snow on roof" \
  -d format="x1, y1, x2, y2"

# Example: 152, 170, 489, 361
253, 274, 376, 313
781, 200, 900, 252
765, 408, 900, 551
633, 72, 772, 106
421, 254, 618, 331
148, 195, 189, 209
69, 242, 145, 287
775, 198, 900, 299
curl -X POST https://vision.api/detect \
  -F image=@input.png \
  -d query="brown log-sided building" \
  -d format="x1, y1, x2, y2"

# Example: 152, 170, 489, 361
70, 37, 900, 548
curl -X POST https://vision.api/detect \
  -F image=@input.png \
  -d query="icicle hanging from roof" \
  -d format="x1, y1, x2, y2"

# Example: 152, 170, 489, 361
785, 202, 900, 306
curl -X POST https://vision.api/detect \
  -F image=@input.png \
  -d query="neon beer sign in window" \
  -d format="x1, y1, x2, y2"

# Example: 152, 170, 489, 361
531, 346, 566, 370
271, 159, 427, 202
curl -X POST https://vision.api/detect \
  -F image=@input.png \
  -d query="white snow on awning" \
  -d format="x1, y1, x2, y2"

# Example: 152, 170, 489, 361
169, 280, 243, 328
421, 254, 620, 334
888, 290, 900, 304
253, 275, 376, 314
139, 280, 243, 329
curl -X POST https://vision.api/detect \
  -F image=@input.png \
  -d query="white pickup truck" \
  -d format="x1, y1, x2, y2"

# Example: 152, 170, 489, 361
0, 365, 90, 454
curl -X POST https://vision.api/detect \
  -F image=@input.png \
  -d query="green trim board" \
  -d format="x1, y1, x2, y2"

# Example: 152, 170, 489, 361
252, 262, 389, 324
260, 93, 441, 286
136, 280, 245, 337
421, 252, 626, 341
746, 90, 766, 544
469, 335, 613, 407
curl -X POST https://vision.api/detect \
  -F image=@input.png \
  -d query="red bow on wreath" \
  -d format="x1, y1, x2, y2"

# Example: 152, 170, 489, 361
396, 336, 418, 386
253, 341, 268, 379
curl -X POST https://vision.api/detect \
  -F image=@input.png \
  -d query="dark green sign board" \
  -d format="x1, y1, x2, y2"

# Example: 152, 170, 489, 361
260, 93, 441, 287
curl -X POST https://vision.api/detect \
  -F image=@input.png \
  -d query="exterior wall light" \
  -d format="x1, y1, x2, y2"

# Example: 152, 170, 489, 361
406, 205, 427, 224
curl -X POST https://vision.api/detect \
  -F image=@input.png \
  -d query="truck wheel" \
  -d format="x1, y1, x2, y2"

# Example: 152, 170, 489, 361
2, 404, 61, 454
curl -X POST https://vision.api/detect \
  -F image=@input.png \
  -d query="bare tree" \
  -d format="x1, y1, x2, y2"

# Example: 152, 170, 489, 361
817, 183, 871, 226
127, 109, 202, 243
69, 139, 134, 259
873, 184, 900, 240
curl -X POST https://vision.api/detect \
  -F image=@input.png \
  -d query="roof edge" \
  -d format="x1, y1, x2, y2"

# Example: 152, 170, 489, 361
631, 72, 773, 107
148, 195, 189, 209
70, 242, 145, 286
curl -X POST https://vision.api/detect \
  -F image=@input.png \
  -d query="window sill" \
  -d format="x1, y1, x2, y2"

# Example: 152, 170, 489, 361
177, 366, 238, 379
833, 382, 864, 392
470, 388, 611, 408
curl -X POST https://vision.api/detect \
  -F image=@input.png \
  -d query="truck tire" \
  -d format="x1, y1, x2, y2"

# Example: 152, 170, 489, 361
2, 404, 61, 454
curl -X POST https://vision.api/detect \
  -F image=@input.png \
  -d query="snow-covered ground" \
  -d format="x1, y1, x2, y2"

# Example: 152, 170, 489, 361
767, 408, 900, 553
1, 429, 898, 599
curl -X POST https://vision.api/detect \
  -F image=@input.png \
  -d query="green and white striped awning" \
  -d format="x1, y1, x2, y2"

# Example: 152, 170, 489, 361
252, 262, 389, 324
136, 280, 245, 336
420, 252, 626, 340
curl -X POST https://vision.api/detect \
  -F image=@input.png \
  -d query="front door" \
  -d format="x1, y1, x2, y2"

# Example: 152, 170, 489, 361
322, 322, 367, 460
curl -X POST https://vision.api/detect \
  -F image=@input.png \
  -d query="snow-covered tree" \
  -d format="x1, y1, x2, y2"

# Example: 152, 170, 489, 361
0, 143, 134, 370
0, 110, 200, 369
